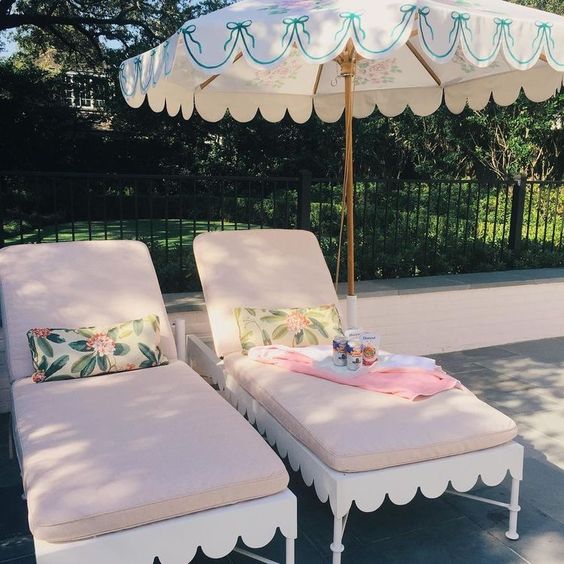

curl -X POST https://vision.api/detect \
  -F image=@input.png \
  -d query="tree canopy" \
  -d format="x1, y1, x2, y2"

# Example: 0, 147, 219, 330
0, 0, 562, 180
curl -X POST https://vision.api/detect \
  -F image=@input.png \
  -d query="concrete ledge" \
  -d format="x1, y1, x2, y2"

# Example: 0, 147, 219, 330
164, 268, 564, 312
164, 292, 206, 313
165, 267, 564, 358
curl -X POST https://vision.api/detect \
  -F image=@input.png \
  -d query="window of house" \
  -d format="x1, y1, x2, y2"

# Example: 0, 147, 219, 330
65, 73, 107, 110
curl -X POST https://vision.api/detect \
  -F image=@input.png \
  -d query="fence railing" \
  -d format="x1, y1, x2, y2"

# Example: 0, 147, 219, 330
1, 171, 563, 292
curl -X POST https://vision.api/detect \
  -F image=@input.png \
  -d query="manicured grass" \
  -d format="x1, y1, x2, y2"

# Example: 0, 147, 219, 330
5, 219, 248, 247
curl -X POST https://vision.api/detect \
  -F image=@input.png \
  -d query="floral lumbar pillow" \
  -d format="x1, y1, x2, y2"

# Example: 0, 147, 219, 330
27, 314, 168, 383
234, 304, 343, 354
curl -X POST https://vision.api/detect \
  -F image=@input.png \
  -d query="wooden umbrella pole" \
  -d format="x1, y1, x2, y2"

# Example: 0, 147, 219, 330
336, 41, 358, 325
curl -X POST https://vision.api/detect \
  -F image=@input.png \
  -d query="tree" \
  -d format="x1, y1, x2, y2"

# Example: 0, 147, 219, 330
0, 1, 230, 67
1, 0, 562, 180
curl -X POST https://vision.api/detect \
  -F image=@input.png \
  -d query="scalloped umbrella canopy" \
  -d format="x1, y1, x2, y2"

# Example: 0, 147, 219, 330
119, 0, 563, 319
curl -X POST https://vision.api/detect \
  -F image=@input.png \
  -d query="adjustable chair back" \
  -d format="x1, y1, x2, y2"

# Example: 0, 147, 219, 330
194, 229, 339, 358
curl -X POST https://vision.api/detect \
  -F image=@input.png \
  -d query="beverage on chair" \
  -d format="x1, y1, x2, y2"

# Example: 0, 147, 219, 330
346, 340, 363, 371
361, 333, 380, 366
345, 328, 362, 339
332, 336, 348, 366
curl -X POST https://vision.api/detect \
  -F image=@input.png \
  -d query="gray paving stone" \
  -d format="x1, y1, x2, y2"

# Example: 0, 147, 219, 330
429, 353, 484, 374
0, 487, 28, 543
0, 556, 36, 564
516, 421, 564, 468
519, 457, 564, 525
0, 536, 35, 564
460, 356, 564, 399
459, 346, 520, 361
0, 459, 20, 490
2, 337, 564, 563
445, 479, 564, 564
343, 516, 525, 563
502, 407, 564, 442
501, 337, 564, 364
465, 376, 562, 416
346, 494, 463, 544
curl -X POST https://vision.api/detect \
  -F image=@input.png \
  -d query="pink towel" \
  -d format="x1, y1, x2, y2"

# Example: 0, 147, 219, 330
248, 345, 463, 400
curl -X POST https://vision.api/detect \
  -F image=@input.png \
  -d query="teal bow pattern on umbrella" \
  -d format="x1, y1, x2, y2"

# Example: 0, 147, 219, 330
119, 40, 174, 98
493, 18, 513, 46
224, 20, 256, 51
335, 12, 366, 41
120, 0, 564, 101
282, 16, 311, 46
449, 12, 472, 43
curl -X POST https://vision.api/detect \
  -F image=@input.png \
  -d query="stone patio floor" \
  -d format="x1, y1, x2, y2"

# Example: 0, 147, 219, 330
1, 337, 563, 563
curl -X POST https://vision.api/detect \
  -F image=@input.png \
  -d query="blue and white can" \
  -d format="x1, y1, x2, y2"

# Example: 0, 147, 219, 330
345, 340, 363, 371
332, 336, 347, 366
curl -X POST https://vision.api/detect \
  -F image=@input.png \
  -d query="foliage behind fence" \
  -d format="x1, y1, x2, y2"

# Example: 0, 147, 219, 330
1, 171, 563, 293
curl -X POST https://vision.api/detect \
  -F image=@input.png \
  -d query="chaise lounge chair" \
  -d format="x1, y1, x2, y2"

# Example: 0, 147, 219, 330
191, 229, 524, 564
0, 240, 296, 564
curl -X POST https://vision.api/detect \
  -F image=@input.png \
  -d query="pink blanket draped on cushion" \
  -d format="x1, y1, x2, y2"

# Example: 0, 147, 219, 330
248, 345, 464, 401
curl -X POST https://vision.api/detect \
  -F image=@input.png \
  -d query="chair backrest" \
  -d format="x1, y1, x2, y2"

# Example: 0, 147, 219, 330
194, 229, 339, 358
0, 240, 177, 383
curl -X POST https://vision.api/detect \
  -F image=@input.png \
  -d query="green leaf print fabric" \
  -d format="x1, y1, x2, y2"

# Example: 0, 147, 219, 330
27, 314, 168, 383
234, 304, 343, 354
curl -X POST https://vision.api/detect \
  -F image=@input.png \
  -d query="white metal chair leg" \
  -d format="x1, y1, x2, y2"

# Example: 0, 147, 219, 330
232, 536, 295, 564
8, 413, 14, 460
285, 536, 295, 564
505, 477, 521, 540
174, 318, 187, 362
330, 513, 348, 564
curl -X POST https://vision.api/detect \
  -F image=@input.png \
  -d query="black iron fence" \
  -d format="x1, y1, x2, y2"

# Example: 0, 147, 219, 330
1, 171, 563, 292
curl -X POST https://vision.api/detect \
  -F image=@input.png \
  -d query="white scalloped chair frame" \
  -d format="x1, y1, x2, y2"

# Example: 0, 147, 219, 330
24, 321, 297, 564
187, 334, 524, 564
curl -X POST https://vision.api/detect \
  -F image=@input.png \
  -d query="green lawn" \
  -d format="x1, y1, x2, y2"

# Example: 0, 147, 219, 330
5, 219, 250, 247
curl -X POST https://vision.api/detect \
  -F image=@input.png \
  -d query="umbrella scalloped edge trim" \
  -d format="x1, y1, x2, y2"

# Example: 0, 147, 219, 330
119, 2, 564, 111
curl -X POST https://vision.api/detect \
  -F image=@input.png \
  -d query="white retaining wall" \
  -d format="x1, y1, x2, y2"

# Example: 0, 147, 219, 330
351, 282, 564, 355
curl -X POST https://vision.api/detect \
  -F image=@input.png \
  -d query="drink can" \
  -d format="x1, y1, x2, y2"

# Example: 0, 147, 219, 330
332, 336, 348, 366
361, 332, 380, 366
345, 328, 363, 339
345, 340, 363, 371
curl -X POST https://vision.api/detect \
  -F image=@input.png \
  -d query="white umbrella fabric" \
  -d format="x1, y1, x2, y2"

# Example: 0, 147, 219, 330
120, 0, 563, 326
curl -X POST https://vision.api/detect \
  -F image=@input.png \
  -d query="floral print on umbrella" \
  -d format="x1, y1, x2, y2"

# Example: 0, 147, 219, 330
247, 49, 303, 89
259, 0, 339, 16
452, 49, 501, 74
354, 58, 402, 87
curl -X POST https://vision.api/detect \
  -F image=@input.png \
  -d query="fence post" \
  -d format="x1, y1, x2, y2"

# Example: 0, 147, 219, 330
0, 175, 5, 248
298, 169, 312, 230
508, 175, 526, 254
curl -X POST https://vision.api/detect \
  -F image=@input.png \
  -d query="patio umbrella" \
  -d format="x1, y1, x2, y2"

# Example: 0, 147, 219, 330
119, 0, 563, 327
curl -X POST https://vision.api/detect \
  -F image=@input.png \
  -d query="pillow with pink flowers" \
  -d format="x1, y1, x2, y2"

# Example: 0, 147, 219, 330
27, 314, 168, 383
234, 304, 343, 354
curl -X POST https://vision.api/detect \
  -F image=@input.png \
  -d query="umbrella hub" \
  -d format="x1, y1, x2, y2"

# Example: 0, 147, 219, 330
336, 41, 357, 78
339, 58, 356, 78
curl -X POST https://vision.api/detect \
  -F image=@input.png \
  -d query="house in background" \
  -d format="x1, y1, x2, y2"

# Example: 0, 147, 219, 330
64, 71, 108, 112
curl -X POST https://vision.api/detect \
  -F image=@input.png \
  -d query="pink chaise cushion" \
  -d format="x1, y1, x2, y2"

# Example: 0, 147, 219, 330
224, 352, 517, 473
12, 361, 288, 542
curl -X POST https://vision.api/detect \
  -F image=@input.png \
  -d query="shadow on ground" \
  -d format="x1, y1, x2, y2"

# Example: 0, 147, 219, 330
1, 337, 563, 563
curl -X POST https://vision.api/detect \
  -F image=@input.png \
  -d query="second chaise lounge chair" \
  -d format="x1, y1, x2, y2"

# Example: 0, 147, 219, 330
191, 228, 524, 564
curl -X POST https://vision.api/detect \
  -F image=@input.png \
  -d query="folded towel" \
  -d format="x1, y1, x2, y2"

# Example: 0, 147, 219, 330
248, 345, 463, 400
